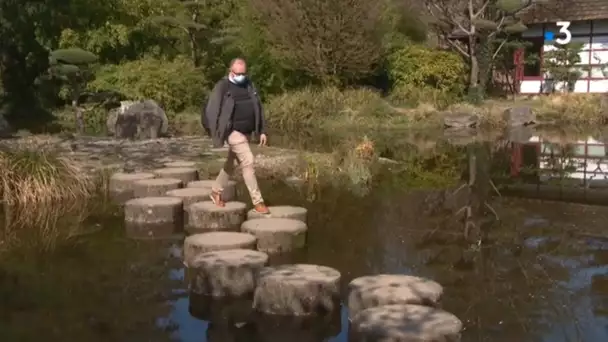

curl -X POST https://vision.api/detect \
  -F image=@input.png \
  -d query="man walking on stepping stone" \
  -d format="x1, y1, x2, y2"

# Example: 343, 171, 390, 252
203, 57, 270, 214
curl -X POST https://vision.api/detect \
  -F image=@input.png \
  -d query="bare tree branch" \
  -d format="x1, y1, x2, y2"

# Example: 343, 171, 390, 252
249, 0, 385, 83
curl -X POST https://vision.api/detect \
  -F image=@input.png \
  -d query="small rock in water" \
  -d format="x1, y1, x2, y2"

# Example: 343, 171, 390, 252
443, 111, 478, 128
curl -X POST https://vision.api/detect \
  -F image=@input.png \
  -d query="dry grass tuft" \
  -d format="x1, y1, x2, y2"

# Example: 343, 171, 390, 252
536, 93, 608, 125
0, 149, 102, 252
264, 86, 396, 130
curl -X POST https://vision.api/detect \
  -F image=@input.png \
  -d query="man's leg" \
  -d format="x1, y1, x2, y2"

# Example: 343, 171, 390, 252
227, 131, 269, 213
210, 140, 237, 206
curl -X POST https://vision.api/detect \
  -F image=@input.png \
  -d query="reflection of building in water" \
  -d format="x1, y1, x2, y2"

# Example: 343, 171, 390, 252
511, 136, 608, 183
506, 136, 608, 205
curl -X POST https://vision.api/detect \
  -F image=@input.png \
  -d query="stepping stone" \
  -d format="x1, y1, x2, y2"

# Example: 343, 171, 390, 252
241, 218, 307, 253
189, 293, 253, 324
347, 274, 443, 317
153, 167, 199, 183
189, 249, 269, 297
187, 180, 237, 201
125, 222, 181, 240
133, 178, 182, 197
183, 232, 257, 266
350, 304, 462, 342
188, 201, 247, 233
247, 205, 308, 222
164, 161, 197, 168
252, 311, 341, 342
124, 196, 183, 224
165, 187, 213, 225
253, 264, 341, 316
109, 172, 155, 200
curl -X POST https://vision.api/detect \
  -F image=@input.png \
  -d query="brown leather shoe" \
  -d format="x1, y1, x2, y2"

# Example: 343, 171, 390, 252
209, 191, 225, 207
253, 203, 270, 214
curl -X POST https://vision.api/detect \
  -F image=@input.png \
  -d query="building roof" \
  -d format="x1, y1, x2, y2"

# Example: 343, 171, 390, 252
519, 0, 608, 24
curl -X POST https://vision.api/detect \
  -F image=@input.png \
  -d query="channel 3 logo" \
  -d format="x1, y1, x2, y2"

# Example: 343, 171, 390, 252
544, 22, 572, 45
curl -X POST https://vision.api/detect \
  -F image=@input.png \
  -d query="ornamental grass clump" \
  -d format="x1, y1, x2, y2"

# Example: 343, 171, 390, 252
0, 148, 98, 251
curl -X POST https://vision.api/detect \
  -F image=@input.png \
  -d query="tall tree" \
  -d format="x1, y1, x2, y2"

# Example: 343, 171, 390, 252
250, 0, 387, 85
45, 49, 99, 134
424, 0, 532, 98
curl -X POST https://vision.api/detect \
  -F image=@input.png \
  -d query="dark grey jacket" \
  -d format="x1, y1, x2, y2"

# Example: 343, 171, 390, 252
203, 77, 266, 148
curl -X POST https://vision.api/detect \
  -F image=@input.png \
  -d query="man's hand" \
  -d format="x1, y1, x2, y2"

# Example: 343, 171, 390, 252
259, 134, 267, 146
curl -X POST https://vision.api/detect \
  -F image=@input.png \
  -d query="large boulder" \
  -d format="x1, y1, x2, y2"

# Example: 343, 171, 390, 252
107, 100, 168, 139
503, 106, 536, 127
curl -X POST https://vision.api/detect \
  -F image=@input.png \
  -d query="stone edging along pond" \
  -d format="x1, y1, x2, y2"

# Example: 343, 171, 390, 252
0, 134, 302, 178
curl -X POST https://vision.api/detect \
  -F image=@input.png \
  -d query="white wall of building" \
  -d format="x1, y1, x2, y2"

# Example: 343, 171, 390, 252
519, 19, 608, 94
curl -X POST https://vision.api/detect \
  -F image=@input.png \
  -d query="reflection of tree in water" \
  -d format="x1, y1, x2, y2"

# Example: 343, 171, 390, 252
363, 141, 607, 341
259, 139, 607, 341
0, 220, 179, 341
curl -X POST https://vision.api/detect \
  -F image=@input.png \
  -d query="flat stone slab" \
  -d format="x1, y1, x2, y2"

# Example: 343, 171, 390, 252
350, 304, 462, 342
124, 197, 183, 225
166, 187, 212, 206
183, 232, 257, 266
188, 201, 247, 233
252, 311, 341, 342
125, 222, 182, 240
253, 264, 341, 316
189, 249, 269, 297
187, 180, 237, 201
241, 218, 307, 253
347, 274, 444, 317
153, 167, 199, 183
109, 172, 155, 197
247, 205, 308, 222
164, 161, 197, 168
189, 293, 253, 323
166, 187, 213, 226
133, 178, 182, 197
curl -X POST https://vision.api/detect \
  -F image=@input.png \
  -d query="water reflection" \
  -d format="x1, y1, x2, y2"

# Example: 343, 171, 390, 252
502, 126, 608, 205
2, 126, 608, 341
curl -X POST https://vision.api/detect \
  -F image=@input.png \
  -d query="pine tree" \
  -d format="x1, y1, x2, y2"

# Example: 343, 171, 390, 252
424, 0, 532, 100
46, 48, 98, 133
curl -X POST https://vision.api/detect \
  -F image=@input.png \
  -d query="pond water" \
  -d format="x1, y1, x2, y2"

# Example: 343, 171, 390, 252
2, 127, 608, 342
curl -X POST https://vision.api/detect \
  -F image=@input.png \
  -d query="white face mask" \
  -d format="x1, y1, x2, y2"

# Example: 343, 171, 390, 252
231, 74, 247, 84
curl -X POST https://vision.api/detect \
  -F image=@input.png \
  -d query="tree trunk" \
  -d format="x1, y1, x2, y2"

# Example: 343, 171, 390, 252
468, 34, 479, 92
72, 95, 84, 134
189, 9, 200, 67
188, 30, 199, 67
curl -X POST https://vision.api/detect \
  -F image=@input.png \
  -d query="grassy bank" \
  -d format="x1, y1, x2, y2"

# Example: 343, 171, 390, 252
48, 87, 608, 137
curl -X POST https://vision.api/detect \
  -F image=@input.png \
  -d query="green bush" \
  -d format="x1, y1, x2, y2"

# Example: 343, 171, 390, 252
388, 45, 466, 96
88, 56, 208, 112
264, 87, 395, 130
53, 106, 108, 135
389, 85, 459, 109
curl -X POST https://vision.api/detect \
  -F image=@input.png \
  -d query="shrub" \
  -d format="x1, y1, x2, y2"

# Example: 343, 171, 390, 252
388, 45, 466, 97
536, 93, 608, 125
0, 149, 100, 251
264, 87, 395, 130
250, 0, 386, 84
88, 56, 208, 112
389, 85, 459, 109
52, 106, 108, 135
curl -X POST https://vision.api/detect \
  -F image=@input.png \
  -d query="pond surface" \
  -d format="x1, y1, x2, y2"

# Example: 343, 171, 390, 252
2, 127, 608, 342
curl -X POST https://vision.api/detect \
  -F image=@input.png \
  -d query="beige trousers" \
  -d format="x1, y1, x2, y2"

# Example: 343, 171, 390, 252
212, 131, 264, 205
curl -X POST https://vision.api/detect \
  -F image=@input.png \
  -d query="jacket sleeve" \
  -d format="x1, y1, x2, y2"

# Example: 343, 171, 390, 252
252, 83, 266, 134
204, 80, 225, 137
